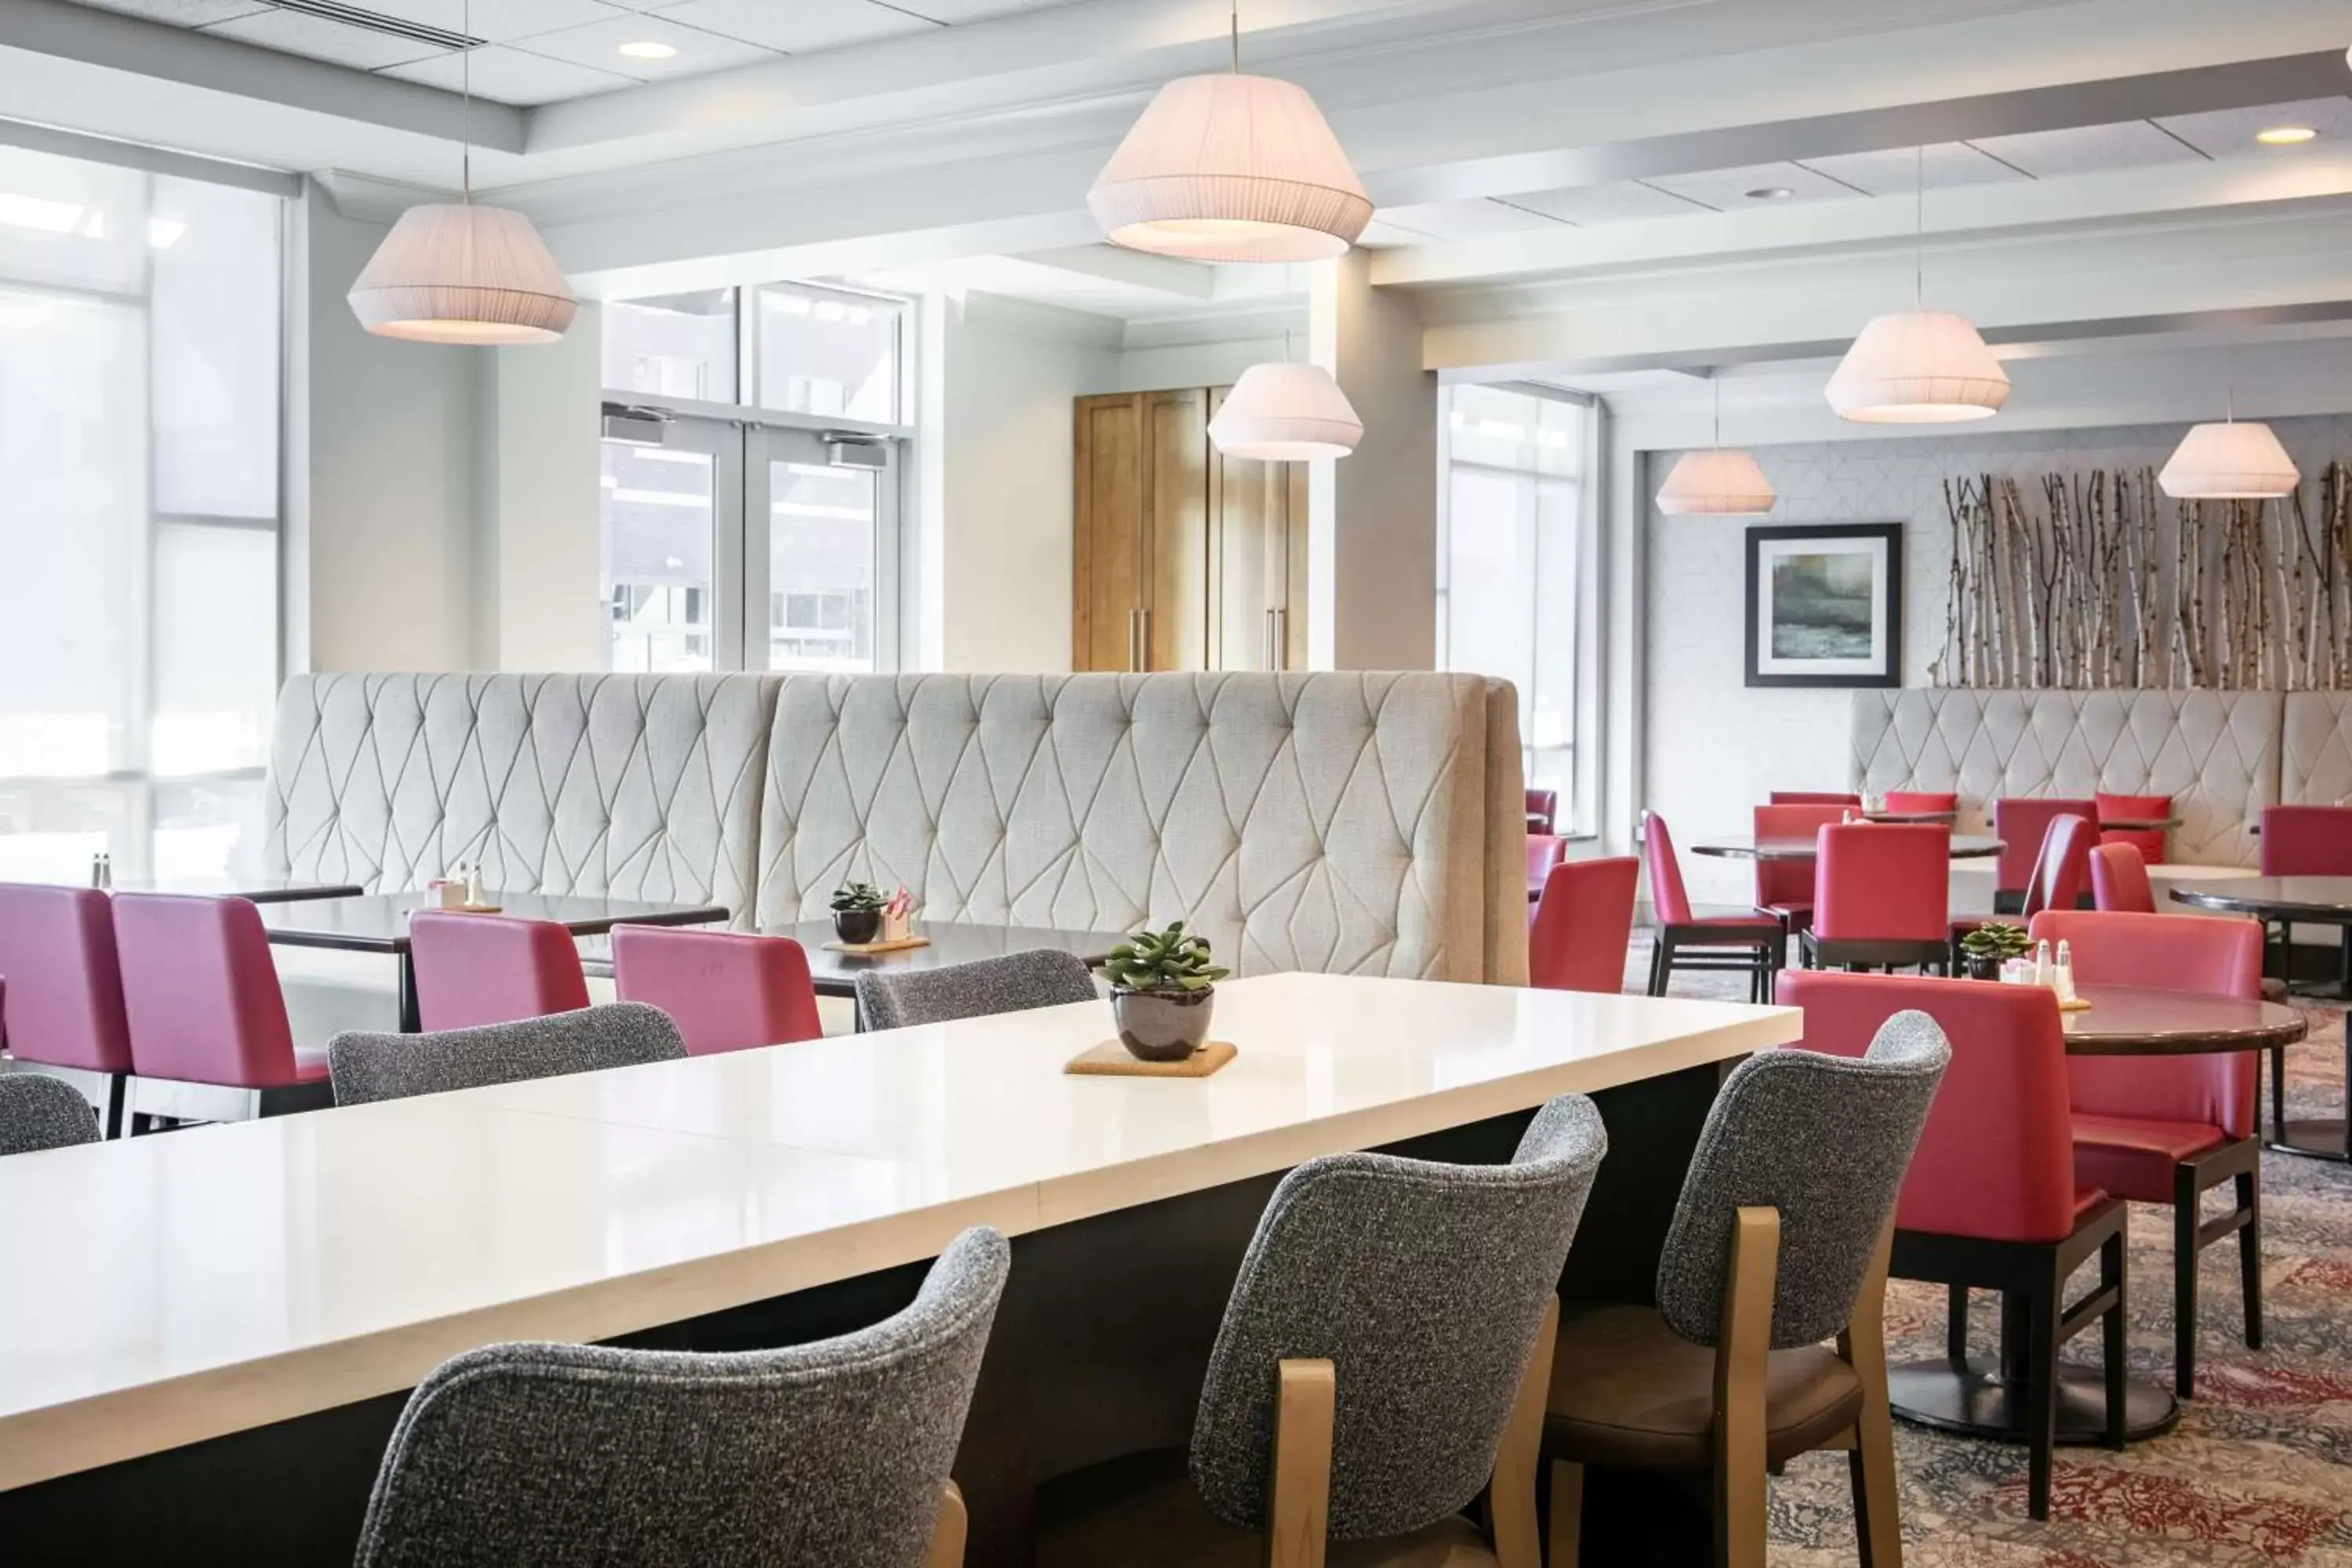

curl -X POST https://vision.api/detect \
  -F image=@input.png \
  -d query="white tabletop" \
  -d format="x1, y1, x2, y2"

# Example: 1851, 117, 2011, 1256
0, 972, 1798, 1491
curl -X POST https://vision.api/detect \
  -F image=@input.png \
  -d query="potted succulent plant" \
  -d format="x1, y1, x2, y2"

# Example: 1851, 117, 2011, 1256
1958, 921, 2031, 981
1095, 920, 1231, 1062
830, 881, 886, 945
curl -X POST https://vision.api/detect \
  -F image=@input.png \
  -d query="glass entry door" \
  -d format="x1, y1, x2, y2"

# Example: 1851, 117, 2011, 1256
599, 417, 739, 673
745, 426, 898, 674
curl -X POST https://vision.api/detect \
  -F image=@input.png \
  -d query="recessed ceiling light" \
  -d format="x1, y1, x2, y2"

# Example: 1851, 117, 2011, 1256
2256, 125, 2318, 145
1745, 187, 1795, 201
618, 40, 677, 60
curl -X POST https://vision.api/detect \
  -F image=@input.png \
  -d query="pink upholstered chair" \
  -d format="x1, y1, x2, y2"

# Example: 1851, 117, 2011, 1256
1992, 798, 2098, 913
1751, 804, 1845, 939
1529, 855, 1638, 995
2259, 804, 2352, 876
612, 926, 824, 1055
0, 884, 134, 1134
2089, 842, 2156, 913
1641, 811, 1782, 1001
2030, 908, 2264, 1399
1780, 969, 2125, 1519
2021, 812, 2097, 920
1526, 834, 1566, 928
409, 912, 592, 1033
1802, 822, 1952, 972
1525, 789, 1559, 835
1769, 790, 1860, 807
111, 894, 331, 1128
1882, 789, 1959, 817
2096, 791, 2172, 865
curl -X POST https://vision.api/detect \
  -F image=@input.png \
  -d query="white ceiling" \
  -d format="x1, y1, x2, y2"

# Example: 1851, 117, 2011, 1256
64, 0, 1070, 104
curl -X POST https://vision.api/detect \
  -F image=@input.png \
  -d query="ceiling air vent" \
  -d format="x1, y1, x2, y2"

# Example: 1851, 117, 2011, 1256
264, 1, 484, 51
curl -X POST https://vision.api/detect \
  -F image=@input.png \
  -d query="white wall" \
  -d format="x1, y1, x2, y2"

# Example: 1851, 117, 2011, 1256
1112, 335, 1282, 395
477, 307, 605, 671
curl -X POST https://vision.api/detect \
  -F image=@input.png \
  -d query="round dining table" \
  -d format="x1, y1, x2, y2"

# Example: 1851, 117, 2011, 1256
1690, 833, 2004, 861
1887, 982, 2308, 1449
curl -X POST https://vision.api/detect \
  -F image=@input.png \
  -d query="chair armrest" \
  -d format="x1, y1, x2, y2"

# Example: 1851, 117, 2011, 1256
924, 1479, 967, 1568
1268, 1358, 1336, 1568
1486, 1292, 1559, 1568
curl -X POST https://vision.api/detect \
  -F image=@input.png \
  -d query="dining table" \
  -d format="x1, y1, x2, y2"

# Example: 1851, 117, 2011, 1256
1690, 833, 2005, 862
1885, 982, 2307, 1448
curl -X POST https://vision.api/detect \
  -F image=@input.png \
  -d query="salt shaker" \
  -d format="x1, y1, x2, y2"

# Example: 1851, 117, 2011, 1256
2032, 938, 2053, 989
463, 861, 486, 908
2053, 938, 2076, 1004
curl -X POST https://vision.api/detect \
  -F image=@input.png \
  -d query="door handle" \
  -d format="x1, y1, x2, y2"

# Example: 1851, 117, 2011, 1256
1138, 607, 1152, 672
1264, 608, 1278, 672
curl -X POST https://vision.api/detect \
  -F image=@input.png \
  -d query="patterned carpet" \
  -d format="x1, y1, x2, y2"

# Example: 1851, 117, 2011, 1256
1626, 938, 2352, 1566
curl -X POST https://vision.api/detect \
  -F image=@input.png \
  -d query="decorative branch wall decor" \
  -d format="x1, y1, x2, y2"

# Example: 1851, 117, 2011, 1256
1933, 461, 2352, 690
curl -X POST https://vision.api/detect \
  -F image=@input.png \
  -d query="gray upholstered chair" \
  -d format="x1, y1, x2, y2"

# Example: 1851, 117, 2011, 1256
1544, 1013, 1951, 1568
0, 1072, 103, 1156
328, 1002, 686, 1105
354, 1225, 1011, 1568
1037, 1093, 1609, 1568
854, 949, 1098, 1032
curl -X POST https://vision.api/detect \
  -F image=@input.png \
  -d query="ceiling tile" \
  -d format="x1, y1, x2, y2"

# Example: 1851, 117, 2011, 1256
891, 0, 1046, 20
1375, 199, 1569, 241
2154, 96, 2352, 160
1642, 160, 1865, 211
201, 8, 442, 67
1508, 181, 1710, 224
1798, 141, 2031, 196
383, 42, 637, 103
656, 0, 935, 51
515, 11, 777, 78
68, 0, 270, 24
330, 0, 623, 44
1965, 119, 2202, 178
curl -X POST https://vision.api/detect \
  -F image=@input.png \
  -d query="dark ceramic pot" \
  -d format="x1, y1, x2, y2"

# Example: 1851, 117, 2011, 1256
833, 908, 882, 945
1112, 986, 1214, 1062
1963, 953, 2004, 982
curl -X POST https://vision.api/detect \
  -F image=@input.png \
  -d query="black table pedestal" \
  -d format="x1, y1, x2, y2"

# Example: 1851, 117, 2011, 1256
1889, 1359, 2179, 1446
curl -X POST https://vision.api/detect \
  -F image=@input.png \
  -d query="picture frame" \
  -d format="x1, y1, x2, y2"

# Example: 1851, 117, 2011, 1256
1743, 522, 1903, 688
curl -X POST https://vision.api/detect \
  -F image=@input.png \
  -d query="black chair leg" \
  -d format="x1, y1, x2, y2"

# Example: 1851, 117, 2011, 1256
2268, 1044, 2288, 1143
2100, 1229, 2129, 1451
1647, 935, 1671, 997
1945, 1285, 1969, 1368
2238, 1167, 2263, 1351
2174, 1161, 2200, 1400
2024, 1271, 2059, 1521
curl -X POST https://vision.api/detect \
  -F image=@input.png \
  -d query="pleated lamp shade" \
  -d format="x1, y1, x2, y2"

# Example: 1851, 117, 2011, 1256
1089, 74, 1373, 262
348, 202, 578, 345
1656, 448, 1777, 517
2158, 420, 2300, 499
1824, 309, 2009, 423
1208, 361, 1363, 460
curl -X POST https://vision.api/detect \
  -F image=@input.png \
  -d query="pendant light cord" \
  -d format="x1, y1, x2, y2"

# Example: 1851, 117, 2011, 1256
1712, 374, 1722, 450
1913, 143, 1923, 310
1231, 0, 1240, 74
460, 0, 474, 203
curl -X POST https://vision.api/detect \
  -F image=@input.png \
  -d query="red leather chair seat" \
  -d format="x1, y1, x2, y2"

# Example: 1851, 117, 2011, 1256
2074, 1114, 2227, 1204
292, 1047, 333, 1082
2069, 1184, 2113, 1221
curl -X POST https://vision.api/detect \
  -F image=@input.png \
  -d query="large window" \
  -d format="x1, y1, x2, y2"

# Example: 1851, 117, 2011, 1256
599, 281, 907, 674
0, 145, 282, 883
1436, 383, 1595, 834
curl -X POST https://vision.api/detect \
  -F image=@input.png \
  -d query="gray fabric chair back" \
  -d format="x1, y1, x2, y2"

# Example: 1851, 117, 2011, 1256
1189, 1093, 1608, 1541
854, 949, 1098, 1031
330, 1002, 687, 1105
355, 1225, 1011, 1568
0, 1073, 100, 1156
1657, 1011, 1950, 1350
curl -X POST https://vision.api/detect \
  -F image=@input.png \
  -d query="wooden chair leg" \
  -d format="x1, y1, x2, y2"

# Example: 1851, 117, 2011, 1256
1713, 1207, 1778, 1568
2100, 1229, 2128, 1452
1547, 1459, 1584, 1568
2024, 1270, 2059, 1521
1485, 1294, 1557, 1568
1838, 1226, 1903, 1568
2173, 1162, 2200, 1401
1267, 1359, 1335, 1568
2238, 1167, 2263, 1350
923, 1480, 967, 1568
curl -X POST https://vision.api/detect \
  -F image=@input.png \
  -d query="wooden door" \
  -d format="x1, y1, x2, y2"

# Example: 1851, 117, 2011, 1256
1073, 394, 1142, 672
1142, 389, 1210, 671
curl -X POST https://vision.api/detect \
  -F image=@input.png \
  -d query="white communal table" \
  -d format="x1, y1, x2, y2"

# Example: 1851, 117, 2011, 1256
0, 972, 1798, 1566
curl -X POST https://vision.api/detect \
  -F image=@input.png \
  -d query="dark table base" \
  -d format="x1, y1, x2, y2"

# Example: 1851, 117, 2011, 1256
2270, 1116, 2350, 1163
1889, 1359, 2179, 1446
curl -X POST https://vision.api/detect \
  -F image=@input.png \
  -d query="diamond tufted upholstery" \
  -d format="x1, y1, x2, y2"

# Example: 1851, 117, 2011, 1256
267, 673, 782, 920
1851, 689, 2278, 867
2280, 693, 2352, 807
757, 673, 1525, 984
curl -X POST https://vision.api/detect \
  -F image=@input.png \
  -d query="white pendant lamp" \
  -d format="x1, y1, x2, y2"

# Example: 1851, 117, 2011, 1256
1657, 376, 1775, 516
1210, 360, 1362, 460
1089, 2, 1371, 262
348, 2, 575, 345
2159, 415, 2299, 499
1825, 149, 2008, 423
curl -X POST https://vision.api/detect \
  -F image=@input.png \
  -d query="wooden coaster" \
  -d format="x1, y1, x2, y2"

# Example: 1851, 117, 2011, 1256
1065, 1040, 1238, 1079
822, 935, 932, 954
2058, 996, 2092, 1013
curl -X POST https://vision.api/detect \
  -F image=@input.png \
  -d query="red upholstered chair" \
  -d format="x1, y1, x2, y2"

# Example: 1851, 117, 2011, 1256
1526, 789, 1559, 835
1992, 798, 2099, 913
1526, 833, 1566, 928
1769, 790, 1860, 807
409, 912, 592, 1033
1883, 790, 1958, 817
1529, 855, 1638, 994
1751, 804, 1844, 940
2259, 804, 2352, 875
2021, 812, 2097, 920
612, 926, 824, 1055
1777, 969, 2125, 1519
110, 894, 332, 1128
1641, 811, 1782, 1001
2089, 842, 2155, 913
2030, 908, 2263, 1399
1803, 823, 1952, 971
0, 884, 133, 1135
2096, 791, 2171, 865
